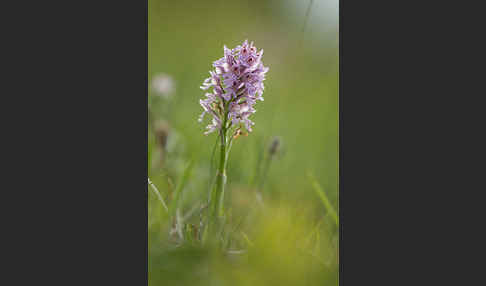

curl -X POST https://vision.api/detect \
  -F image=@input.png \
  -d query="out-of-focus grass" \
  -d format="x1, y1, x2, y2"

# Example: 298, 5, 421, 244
149, 200, 338, 286
148, 0, 338, 285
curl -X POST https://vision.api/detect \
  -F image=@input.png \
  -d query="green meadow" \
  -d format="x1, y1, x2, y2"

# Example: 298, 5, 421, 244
148, 1, 338, 285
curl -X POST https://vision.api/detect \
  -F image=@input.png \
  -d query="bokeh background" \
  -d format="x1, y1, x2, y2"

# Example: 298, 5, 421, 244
148, 0, 338, 285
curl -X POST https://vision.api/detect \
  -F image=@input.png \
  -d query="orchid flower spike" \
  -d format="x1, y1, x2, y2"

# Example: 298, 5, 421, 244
199, 40, 269, 135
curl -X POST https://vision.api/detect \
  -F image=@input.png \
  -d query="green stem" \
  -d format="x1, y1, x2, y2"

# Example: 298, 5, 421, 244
215, 127, 227, 217
209, 105, 229, 231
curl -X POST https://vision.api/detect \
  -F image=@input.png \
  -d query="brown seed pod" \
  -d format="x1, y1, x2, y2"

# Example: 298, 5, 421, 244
154, 120, 170, 150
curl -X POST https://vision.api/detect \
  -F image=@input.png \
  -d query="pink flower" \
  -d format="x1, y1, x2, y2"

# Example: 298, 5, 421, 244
199, 40, 269, 135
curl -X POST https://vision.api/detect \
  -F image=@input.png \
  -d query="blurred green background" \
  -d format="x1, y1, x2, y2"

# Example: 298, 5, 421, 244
148, 0, 338, 285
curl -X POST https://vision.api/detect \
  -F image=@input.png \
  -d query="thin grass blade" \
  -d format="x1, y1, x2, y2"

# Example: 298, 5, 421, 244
168, 160, 194, 216
148, 177, 168, 212
308, 172, 339, 226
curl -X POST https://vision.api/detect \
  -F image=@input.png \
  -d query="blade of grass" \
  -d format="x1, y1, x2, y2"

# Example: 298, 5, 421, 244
168, 160, 194, 216
176, 208, 184, 240
314, 227, 321, 254
303, 220, 323, 247
241, 231, 254, 247
182, 201, 201, 222
300, 0, 314, 47
308, 172, 339, 226
251, 135, 265, 188
148, 177, 168, 212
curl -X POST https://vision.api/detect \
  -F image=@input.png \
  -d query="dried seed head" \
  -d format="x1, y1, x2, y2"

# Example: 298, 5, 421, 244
154, 120, 170, 150
151, 73, 175, 97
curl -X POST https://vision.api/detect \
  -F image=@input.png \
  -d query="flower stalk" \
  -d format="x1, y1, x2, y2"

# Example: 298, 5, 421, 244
199, 40, 269, 236
211, 107, 228, 221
